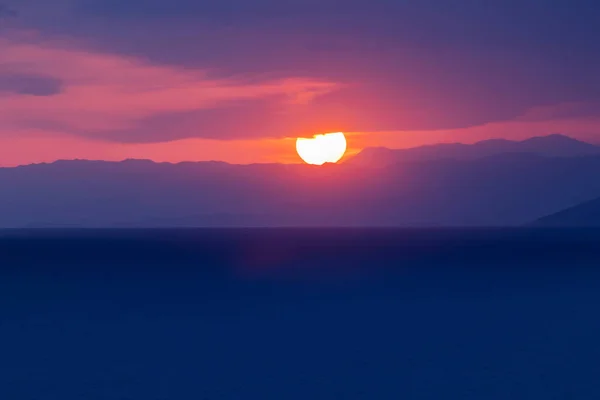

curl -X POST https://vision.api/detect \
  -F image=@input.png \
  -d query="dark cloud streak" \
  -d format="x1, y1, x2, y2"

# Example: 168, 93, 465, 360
0, 73, 63, 96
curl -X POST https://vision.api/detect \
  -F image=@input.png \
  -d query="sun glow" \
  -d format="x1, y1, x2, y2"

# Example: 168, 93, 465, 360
296, 132, 347, 165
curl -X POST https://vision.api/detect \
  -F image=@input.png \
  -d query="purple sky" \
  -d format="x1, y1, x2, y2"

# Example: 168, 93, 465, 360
1, 0, 600, 165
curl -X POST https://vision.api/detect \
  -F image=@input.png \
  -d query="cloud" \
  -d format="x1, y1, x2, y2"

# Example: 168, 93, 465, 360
0, 33, 341, 142
7, 0, 600, 142
0, 73, 62, 96
349, 103, 600, 150
517, 102, 600, 122
80, 0, 399, 19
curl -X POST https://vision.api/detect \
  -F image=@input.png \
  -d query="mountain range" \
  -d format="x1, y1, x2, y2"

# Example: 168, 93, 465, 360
2, 134, 600, 227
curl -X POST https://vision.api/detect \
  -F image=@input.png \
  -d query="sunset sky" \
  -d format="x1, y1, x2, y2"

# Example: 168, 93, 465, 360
1, 0, 600, 166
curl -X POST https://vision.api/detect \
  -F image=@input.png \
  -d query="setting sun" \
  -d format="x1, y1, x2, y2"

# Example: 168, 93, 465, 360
296, 132, 347, 165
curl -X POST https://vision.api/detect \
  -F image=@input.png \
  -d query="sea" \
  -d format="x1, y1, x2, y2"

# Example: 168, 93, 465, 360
1, 228, 600, 399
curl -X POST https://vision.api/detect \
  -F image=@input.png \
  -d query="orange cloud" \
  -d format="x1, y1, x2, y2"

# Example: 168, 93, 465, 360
0, 32, 341, 139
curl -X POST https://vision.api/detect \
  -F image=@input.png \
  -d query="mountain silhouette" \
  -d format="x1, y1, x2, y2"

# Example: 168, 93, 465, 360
3, 142, 600, 227
347, 134, 600, 167
532, 197, 600, 226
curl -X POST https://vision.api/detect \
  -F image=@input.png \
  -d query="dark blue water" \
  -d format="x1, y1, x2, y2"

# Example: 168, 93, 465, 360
2, 228, 600, 399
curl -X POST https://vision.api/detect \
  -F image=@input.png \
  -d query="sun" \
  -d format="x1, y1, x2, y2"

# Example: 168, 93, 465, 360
296, 132, 347, 165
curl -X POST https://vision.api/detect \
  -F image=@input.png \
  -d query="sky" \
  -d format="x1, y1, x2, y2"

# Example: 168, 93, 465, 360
1, 0, 600, 165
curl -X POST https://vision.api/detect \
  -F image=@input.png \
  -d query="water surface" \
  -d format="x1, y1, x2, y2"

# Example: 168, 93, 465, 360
1, 228, 599, 399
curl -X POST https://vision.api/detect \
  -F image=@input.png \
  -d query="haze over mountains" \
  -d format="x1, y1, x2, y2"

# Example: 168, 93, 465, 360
347, 134, 600, 166
2, 134, 600, 228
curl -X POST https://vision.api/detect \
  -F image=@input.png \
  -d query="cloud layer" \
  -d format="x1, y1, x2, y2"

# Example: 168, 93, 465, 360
0, 34, 341, 142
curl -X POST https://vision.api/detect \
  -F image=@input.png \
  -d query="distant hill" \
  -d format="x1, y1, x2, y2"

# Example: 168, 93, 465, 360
533, 197, 600, 227
347, 134, 600, 167
3, 150, 600, 227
